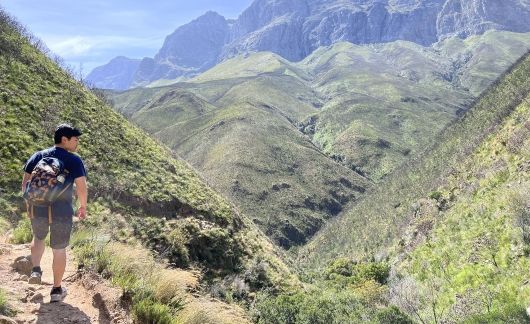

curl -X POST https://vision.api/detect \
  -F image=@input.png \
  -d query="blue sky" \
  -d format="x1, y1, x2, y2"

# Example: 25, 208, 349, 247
1, 0, 253, 75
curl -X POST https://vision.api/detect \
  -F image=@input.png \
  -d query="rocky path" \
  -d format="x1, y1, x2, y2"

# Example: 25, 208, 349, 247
0, 242, 128, 324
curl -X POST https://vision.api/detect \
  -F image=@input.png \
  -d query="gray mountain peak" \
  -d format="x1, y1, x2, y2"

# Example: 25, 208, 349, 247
88, 0, 530, 90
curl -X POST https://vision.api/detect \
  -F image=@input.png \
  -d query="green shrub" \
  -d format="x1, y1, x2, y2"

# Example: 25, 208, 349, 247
0, 288, 14, 316
325, 259, 390, 286
166, 227, 190, 267
325, 258, 355, 278
375, 306, 414, 324
11, 217, 32, 244
463, 303, 529, 324
133, 298, 174, 324
255, 289, 375, 324
71, 230, 111, 274
351, 262, 390, 285
255, 292, 304, 324
428, 190, 443, 201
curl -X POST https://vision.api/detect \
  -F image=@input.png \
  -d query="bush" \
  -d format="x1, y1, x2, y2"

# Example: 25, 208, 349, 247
428, 190, 443, 201
0, 288, 14, 316
131, 217, 243, 272
133, 298, 174, 324
255, 289, 374, 324
325, 259, 390, 285
255, 292, 304, 324
375, 306, 414, 324
352, 262, 390, 285
325, 258, 355, 278
71, 230, 111, 274
166, 227, 190, 267
463, 303, 528, 323
11, 217, 32, 244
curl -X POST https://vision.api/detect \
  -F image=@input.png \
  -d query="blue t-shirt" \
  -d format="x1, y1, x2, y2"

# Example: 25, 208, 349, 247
24, 146, 87, 219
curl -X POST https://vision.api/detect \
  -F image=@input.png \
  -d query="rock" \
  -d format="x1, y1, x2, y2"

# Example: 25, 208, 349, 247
437, 0, 530, 39
19, 275, 28, 281
0, 315, 17, 324
29, 292, 43, 303
11, 256, 32, 276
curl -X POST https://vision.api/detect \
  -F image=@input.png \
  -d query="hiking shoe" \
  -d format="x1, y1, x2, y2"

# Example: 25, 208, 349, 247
50, 286, 67, 303
28, 270, 42, 284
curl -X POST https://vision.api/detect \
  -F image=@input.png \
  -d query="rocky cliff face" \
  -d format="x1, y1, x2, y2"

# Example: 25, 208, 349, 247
89, 0, 530, 89
437, 0, 530, 39
131, 11, 230, 87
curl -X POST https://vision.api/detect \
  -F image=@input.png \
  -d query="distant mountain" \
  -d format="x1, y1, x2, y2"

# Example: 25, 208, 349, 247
89, 0, 530, 90
131, 11, 232, 88
85, 56, 140, 90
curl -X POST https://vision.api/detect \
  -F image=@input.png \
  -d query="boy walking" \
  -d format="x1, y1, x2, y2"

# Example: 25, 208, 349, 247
21, 124, 87, 302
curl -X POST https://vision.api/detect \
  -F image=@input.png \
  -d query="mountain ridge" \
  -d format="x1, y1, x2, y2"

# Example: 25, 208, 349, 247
87, 0, 530, 90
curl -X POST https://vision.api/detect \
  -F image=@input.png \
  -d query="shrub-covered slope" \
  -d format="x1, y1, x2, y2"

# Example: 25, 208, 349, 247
110, 31, 530, 250
0, 9, 296, 321
300, 51, 530, 267
111, 54, 372, 249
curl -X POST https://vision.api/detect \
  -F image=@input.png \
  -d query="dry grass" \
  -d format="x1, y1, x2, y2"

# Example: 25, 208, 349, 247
176, 299, 251, 324
101, 242, 250, 323
152, 268, 199, 304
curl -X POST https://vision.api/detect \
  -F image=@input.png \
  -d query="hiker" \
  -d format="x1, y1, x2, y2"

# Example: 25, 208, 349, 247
21, 124, 87, 302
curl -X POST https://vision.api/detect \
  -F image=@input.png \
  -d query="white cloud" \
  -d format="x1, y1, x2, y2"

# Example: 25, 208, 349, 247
42, 35, 164, 59
47, 36, 94, 57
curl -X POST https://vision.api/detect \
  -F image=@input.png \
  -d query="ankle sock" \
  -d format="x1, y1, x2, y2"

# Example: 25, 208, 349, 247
51, 286, 62, 294
32, 266, 42, 273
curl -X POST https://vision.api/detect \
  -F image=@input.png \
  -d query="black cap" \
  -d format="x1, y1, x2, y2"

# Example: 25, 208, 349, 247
54, 123, 82, 144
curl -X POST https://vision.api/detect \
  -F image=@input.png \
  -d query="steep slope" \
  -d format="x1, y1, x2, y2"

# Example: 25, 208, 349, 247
305, 32, 530, 179
300, 51, 530, 268
0, 9, 296, 322
111, 62, 371, 248
397, 87, 530, 322
89, 0, 530, 89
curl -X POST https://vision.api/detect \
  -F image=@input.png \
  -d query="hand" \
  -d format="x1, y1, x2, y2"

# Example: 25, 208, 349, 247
76, 206, 87, 220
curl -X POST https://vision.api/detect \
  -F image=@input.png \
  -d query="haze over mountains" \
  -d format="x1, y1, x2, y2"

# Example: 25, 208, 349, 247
87, 0, 530, 90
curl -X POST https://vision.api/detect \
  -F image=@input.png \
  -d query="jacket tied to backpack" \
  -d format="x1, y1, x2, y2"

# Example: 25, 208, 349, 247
23, 157, 71, 224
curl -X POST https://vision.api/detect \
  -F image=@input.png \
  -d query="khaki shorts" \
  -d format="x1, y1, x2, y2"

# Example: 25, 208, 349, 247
31, 216, 73, 249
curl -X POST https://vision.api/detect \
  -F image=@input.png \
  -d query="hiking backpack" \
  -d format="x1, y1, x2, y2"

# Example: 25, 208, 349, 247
23, 156, 71, 223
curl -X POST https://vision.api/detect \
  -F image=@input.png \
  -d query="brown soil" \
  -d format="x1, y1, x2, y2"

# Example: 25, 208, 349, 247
0, 242, 129, 324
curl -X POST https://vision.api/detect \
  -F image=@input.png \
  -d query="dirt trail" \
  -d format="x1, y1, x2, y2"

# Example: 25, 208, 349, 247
0, 242, 128, 324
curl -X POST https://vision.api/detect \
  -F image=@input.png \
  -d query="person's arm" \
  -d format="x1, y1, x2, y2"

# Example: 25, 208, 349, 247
21, 172, 31, 193
74, 176, 88, 220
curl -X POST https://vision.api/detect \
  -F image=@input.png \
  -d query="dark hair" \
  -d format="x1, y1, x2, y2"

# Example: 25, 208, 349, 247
54, 124, 82, 144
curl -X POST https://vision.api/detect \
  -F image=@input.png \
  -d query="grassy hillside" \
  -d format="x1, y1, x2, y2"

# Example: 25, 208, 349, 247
0, 9, 297, 322
113, 74, 371, 248
109, 32, 530, 251
399, 91, 530, 322
300, 51, 530, 266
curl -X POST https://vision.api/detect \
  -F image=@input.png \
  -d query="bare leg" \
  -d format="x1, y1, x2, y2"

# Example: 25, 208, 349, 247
52, 248, 66, 287
30, 238, 45, 268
